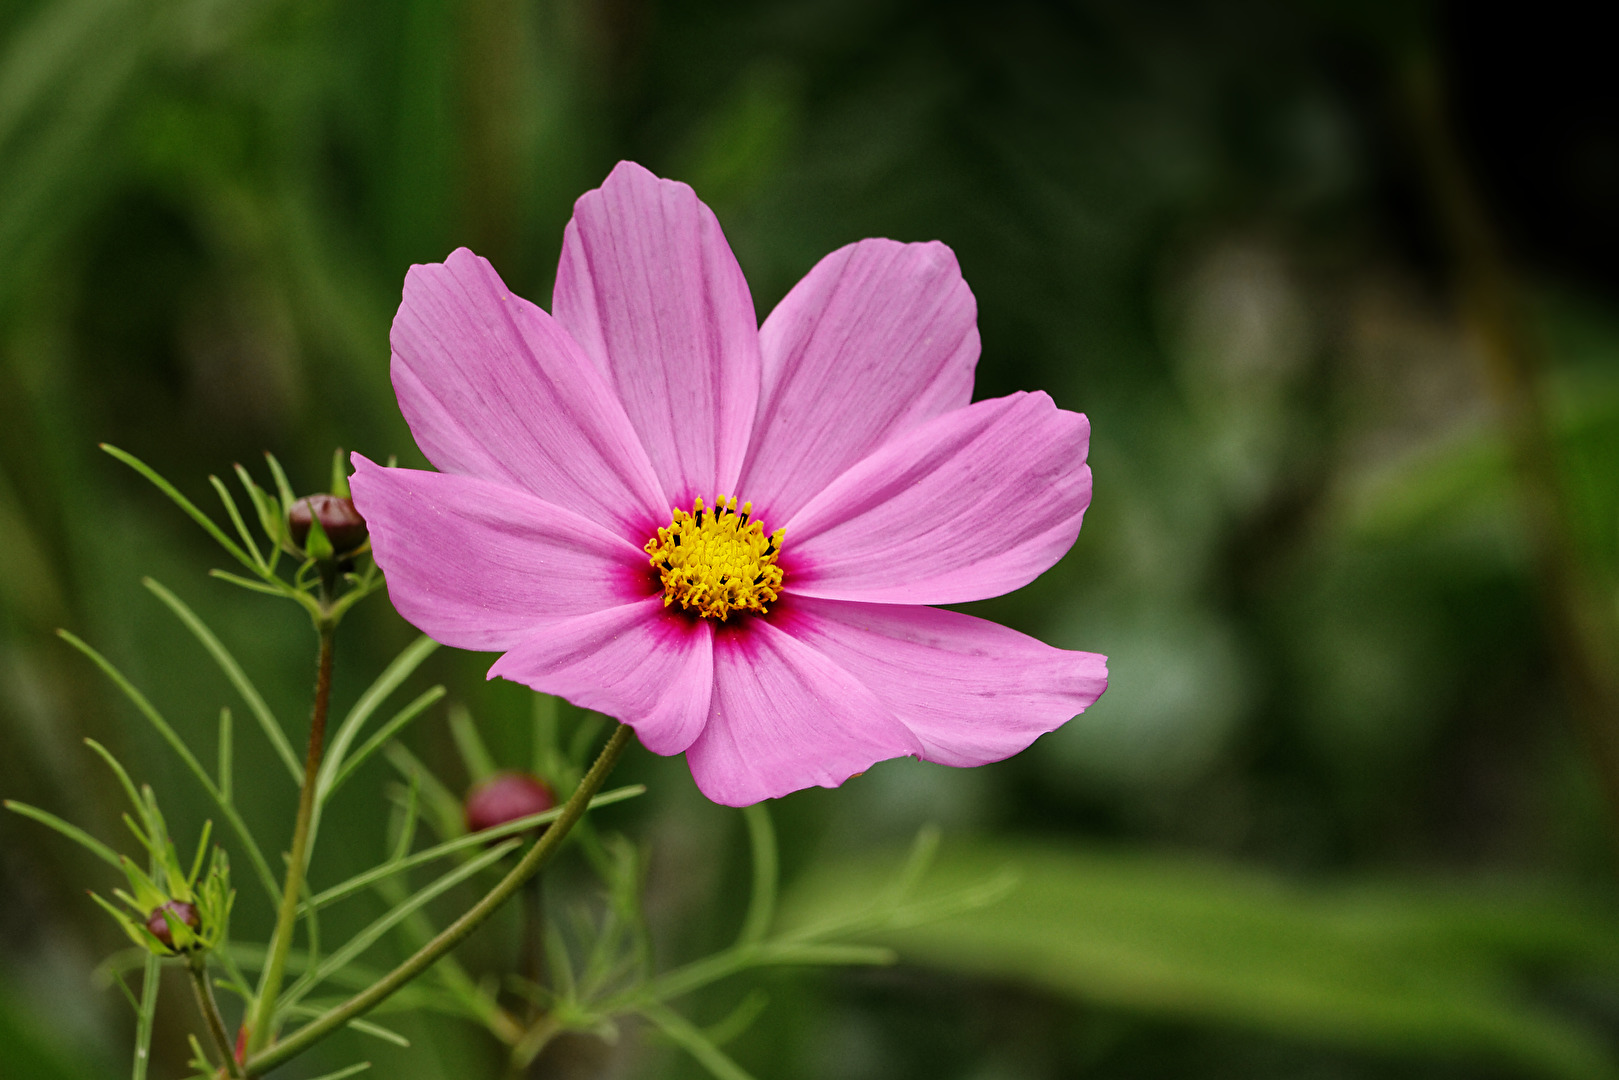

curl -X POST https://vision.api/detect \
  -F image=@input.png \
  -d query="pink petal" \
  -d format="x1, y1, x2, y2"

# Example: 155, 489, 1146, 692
391, 247, 668, 539
773, 597, 1107, 766
738, 239, 980, 524
488, 599, 713, 756
781, 392, 1092, 605
350, 455, 649, 652
686, 618, 925, 806
553, 162, 761, 506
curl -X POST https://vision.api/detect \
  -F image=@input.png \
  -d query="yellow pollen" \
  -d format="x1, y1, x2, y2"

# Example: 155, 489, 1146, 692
645, 496, 785, 621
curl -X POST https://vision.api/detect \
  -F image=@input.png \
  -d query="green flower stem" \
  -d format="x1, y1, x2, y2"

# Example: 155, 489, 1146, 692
248, 620, 336, 1054
133, 953, 160, 1080
246, 723, 634, 1077
1403, 53, 1619, 837
189, 953, 245, 1080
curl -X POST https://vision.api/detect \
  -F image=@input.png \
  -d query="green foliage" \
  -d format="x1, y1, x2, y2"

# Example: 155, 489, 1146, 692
342, 710, 993, 1080
10, 740, 234, 957
14, 448, 933, 1078
55, 627, 281, 903
6, 1, 1619, 1078
783, 841, 1619, 1079
101, 446, 385, 626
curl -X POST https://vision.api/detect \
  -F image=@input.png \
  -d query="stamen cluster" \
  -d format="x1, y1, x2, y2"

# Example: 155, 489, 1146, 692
646, 496, 785, 621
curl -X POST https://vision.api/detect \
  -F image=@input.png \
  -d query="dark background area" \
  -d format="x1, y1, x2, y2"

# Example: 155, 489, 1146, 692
5, 0, 1619, 1077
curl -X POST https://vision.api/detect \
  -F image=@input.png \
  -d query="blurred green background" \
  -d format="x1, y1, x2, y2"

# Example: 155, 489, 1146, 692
6, 0, 1619, 1077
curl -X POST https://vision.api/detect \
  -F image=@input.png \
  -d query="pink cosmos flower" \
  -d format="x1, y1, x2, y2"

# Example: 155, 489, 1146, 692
350, 161, 1107, 806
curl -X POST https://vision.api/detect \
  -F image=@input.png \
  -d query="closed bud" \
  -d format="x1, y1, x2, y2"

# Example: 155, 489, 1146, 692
288, 494, 368, 555
465, 771, 557, 835
145, 900, 201, 952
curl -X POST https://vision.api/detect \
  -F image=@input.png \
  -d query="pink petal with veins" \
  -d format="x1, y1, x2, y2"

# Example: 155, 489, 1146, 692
351, 455, 647, 652
554, 161, 760, 506
784, 392, 1092, 605
739, 238, 978, 524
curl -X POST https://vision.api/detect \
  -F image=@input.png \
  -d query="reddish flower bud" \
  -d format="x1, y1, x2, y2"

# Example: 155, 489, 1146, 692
464, 771, 557, 835
145, 900, 201, 951
288, 494, 368, 554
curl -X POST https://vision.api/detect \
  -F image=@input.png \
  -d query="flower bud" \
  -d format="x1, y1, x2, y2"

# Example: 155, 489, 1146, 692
288, 494, 368, 555
464, 771, 557, 835
145, 900, 201, 951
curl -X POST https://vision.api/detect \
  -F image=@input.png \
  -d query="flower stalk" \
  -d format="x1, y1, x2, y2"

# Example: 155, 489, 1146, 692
247, 618, 335, 1054
188, 952, 245, 1080
245, 722, 635, 1076
1402, 52, 1619, 837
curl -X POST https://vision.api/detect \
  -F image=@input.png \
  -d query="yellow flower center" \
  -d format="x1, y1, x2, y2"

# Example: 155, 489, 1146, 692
645, 496, 785, 621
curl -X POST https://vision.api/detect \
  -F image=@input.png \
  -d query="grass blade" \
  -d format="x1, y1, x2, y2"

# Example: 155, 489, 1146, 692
324, 686, 445, 800
234, 464, 285, 574
222, 945, 467, 1016
447, 704, 496, 782
703, 989, 770, 1048
101, 444, 260, 575
530, 693, 563, 783
4, 799, 122, 869
318, 635, 439, 801
208, 569, 296, 598
210, 474, 265, 570
738, 803, 777, 947
389, 772, 421, 863
143, 577, 302, 786
218, 708, 233, 803
263, 452, 297, 518
132, 953, 160, 1080
383, 743, 464, 841
303, 1064, 371, 1080
84, 738, 144, 815
282, 1006, 409, 1048
304, 785, 645, 912
640, 1002, 759, 1080
58, 629, 280, 905
187, 819, 212, 887
344, 1019, 406, 1048
280, 840, 519, 1013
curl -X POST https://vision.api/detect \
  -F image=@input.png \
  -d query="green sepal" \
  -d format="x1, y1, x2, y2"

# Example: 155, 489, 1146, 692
118, 856, 171, 910
264, 451, 306, 559
107, 843, 233, 955
235, 462, 285, 551
89, 773, 235, 955
304, 512, 335, 561
186, 845, 235, 953
155, 903, 201, 953
112, 887, 147, 911
448, 704, 496, 782
330, 446, 351, 499
187, 819, 214, 887
91, 890, 169, 954
264, 451, 297, 518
